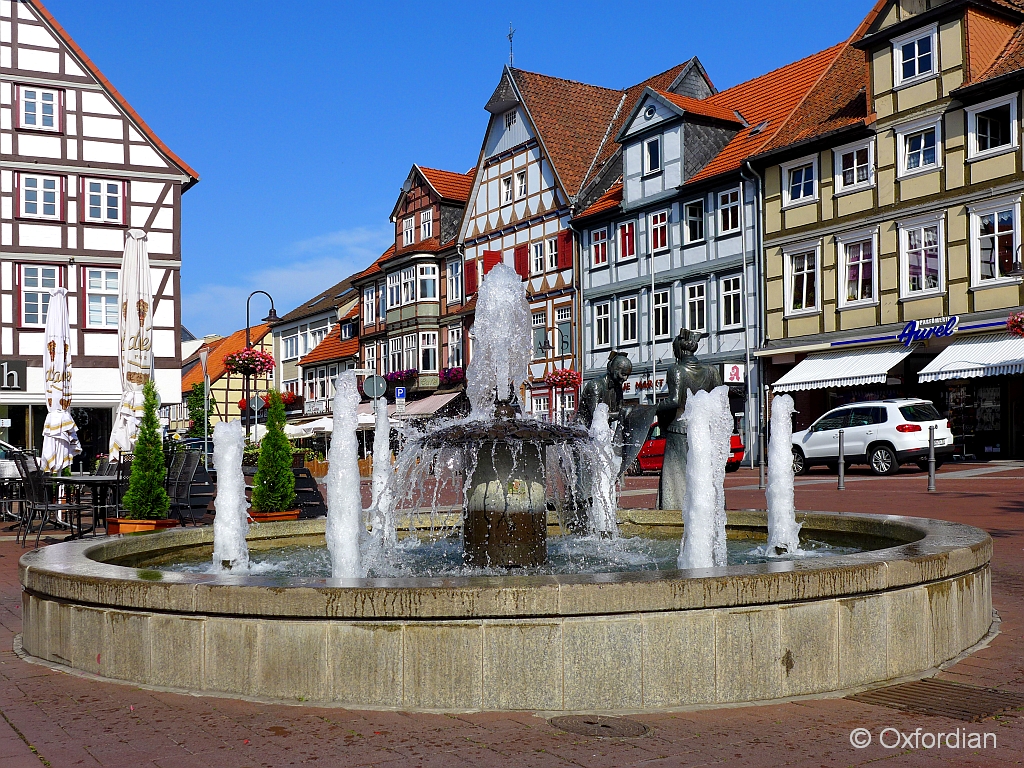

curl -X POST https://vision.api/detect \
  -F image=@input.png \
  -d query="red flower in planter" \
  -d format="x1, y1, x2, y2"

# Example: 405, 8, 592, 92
543, 369, 583, 389
224, 348, 275, 377
1008, 311, 1024, 338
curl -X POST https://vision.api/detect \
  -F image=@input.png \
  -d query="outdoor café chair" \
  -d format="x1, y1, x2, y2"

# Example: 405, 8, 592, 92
15, 452, 90, 547
170, 451, 202, 526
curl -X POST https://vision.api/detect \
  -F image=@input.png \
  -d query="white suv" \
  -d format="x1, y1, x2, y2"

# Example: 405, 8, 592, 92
791, 398, 954, 476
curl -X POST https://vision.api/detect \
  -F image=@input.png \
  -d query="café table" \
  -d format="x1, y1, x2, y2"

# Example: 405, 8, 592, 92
52, 474, 120, 538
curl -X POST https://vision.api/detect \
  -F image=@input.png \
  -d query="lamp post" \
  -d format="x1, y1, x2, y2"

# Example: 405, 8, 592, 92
245, 291, 279, 441
199, 347, 209, 466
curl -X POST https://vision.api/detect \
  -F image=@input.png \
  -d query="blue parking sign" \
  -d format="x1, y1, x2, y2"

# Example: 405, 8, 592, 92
395, 387, 406, 400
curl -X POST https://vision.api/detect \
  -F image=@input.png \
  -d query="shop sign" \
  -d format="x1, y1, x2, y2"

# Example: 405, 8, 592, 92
723, 363, 746, 384
0, 361, 26, 391
898, 316, 959, 348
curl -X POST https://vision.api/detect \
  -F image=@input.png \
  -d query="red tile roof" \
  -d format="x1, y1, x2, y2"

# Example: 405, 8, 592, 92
419, 166, 475, 202
181, 324, 270, 393
350, 245, 396, 282
298, 322, 359, 366
655, 90, 743, 124
574, 183, 623, 221
31, 0, 198, 185
967, 19, 1024, 85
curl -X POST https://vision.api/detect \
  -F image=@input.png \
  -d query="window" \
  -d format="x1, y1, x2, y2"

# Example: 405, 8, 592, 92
897, 118, 941, 177
532, 395, 549, 417
531, 242, 545, 275
447, 326, 463, 368
619, 297, 638, 343
18, 86, 59, 131
972, 203, 1017, 284
364, 345, 376, 373
502, 176, 513, 204
418, 264, 437, 300
18, 174, 60, 220
546, 237, 558, 271
420, 209, 432, 240
505, 109, 517, 130
555, 306, 572, 356
591, 228, 608, 266
900, 219, 942, 296
387, 272, 401, 308
341, 322, 353, 340
649, 211, 668, 252
283, 334, 299, 360
968, 96, 1018, 159
618, 221, 636, 260
363, 287, 376, 325
304, 369, 315, 400
783, 158, 817, 206
447, 259, 462, 302
719, 189, 740, 233
283, 379, 300, 396
309, 325, 328, 349
403, 333, 417, 370
841, 236, 876, 306
720, 276, 742, 329
515, 170, 527, 199
83, 179, 123, 224
21, 266, 57, 326
402, 217, 414, 247
378, 281, 386, 318
786, 249, 818, 314
594, 303, 610, 347
905, 129, 936, 171
834, 141, 873, 192
893, 26, 936, 86
389, 337, 402, 373
86, 269, 119, 328
653, 290, 670, 338
420, 332, 438, 372
686, 283, 706, 332
401, 266, 416, 304
532, 312, 547, 359
643, 136, 662, 175
684, 200, 704, 243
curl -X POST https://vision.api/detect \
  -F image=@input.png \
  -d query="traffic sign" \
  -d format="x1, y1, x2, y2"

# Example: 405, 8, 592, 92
352, 368, 375, 376
363, 375, 386, 399
395, 386, 406, 414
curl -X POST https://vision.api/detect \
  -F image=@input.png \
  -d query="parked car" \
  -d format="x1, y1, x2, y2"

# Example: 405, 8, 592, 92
791, 398, 954, 476
631, 424, 745, 474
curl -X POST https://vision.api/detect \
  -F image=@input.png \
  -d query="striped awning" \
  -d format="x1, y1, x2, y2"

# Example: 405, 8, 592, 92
772, 345, 915, 392
918, 332, 1024, 382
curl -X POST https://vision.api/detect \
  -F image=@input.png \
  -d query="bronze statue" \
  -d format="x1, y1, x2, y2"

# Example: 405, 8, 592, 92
657, 328, 722, 510
578, 351, 632, 428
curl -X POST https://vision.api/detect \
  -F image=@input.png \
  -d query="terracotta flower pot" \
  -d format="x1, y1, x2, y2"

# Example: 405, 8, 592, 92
249, 510, 301, 522
107, 518, 179, 535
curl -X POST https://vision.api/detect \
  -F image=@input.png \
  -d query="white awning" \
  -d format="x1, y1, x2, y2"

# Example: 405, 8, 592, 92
918, 332, 1024, 382
772, 345, 914, 392
399, 392, 460, 417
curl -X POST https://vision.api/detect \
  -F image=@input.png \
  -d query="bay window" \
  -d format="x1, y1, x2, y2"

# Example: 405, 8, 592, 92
387, 272, 401, 309
389, 337, 402, 373
403, 333, 417, 370
418, 264, 437, 300
447, 326, 463, 368
401, 266, 415, 304
420, 331, 438, 372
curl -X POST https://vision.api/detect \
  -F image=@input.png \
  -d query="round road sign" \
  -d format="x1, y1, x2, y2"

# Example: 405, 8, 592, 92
363, 375, 387, 399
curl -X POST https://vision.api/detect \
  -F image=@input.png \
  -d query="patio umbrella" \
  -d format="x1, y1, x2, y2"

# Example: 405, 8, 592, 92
108, 229, 154, 462
40, 287, 81, 473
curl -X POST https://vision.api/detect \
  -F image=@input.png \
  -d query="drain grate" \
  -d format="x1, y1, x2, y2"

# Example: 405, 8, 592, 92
549, 715, 649, 738
847, 678, 1024, 722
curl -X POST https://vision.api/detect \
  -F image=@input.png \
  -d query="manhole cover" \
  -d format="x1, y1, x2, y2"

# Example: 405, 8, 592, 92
847, 678, 1024, 722
549, 715, 649, 738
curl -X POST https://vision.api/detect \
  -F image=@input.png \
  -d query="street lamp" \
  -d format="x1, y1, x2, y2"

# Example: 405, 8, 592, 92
199, 347, 210, 466
245, 291, 279, 441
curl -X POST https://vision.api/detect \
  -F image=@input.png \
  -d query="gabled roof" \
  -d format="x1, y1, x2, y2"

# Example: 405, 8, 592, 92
419, 166, 475, 202
656, 90, 745, 124
298, 322, 359, 367
574, 182, 623, 221
181, 324, 270, 392
276, 277, 355, 325
975, 22, 1024, 82
350, 245, 396, 284
30, 0, 198, 187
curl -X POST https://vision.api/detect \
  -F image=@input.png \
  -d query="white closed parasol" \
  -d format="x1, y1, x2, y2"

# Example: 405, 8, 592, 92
41, 287, 81, 473
108, 229, 154, 462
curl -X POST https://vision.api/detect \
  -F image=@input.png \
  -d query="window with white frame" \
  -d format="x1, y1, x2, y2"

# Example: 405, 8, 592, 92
387, 272, 401, 309
532, 395, 549, 417
418, 264, 437, 300
893, 25, 937, 87
401, 266, 416, 304
559, 391, 575, 412
834, 141, 873, 191
618, 221, 636, 260
505, 109, 517, 130
897, 118, 941, 176
531, 242, 545, 275
389, 337, 402, 372
18, 86, 59, 131
83, 179, 124, 224
555, 306, 572, 356
653, 290, 670, 338
282, 334, 300, 360
684, 200, 704, 243
619, 297, 638, 343
403, 333, 417, 370
782, 157, 817, 206
971, 202, 1018, 284
420, 331, 438, 372
21, 265, 57, 326
420, 209, 432, 239
447, 326, 463, 368
377, 281, 386, 317
364, 344, 376, 373
594, 303, 610, 347
719, 189, 740, 233
592, 228, 608, 266
18, 174, 60, 220
840, 236, 876, 306
968, 96, 1018, 159
515, 170, 527, 199
686, 283, 706, 332
363, 287, 375, 325
86, 269, 118, 328
283, 379, 300, 396
304, 369, 315, 400
402, 217, 415, 246
502, 176, 513, 204
649, 211, 668, 252
546, 237, 559, 270
309, 325, 328, 349
900, 218, 943, 296
447, 258, 462, 302
720, 276, 742, 329
532, 312, 547, 359
786, 249, 819, 314
643, 136, 662, 175
341, 322, 353, 340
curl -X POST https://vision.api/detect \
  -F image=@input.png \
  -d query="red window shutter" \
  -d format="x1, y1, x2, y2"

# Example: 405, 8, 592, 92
482, 249, 502, 275
464, 259, 478, 295
513, 244, 529, 280
557, 230, 573, 270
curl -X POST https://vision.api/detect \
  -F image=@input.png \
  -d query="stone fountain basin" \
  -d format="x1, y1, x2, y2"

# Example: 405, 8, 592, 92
19, 510, 992, 713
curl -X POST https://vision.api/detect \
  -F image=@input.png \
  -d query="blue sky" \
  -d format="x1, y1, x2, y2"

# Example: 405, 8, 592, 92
44, 0, 871, 336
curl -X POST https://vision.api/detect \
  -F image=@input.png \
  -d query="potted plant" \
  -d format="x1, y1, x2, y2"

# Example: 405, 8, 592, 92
223, 347, 275, 377
249, 389, 299, 522
108, 380, 178, 534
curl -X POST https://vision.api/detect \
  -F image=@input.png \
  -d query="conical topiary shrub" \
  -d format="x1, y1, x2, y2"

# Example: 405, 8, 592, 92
122, 380, 170, 520
251, 389, 296, 513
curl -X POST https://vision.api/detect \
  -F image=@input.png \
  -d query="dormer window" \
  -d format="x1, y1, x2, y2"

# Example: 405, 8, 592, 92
504, 109, 517, 130
402, 217, 414, 246
341, 323, 353, 340
893, 26, 937, 87
643, 136, 662, 175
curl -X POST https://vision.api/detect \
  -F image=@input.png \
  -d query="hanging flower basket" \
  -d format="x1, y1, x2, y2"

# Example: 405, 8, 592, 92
223, 348, 275, 377
440, 367, 465, 386
1008, 311, 1024, 338
385, 369, 418, 384
543, 369, 582, 389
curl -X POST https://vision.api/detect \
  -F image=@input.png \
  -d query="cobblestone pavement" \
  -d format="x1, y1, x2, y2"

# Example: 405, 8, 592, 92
0, 463, 1022, 767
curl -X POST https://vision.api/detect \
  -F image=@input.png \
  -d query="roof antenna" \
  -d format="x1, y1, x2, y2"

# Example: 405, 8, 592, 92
508, 22, 516, 66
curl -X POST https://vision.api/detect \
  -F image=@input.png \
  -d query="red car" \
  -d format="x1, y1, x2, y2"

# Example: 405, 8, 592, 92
630, 425, 745, 474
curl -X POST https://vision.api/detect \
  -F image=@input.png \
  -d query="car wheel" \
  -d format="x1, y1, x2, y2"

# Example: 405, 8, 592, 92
792, 448, 806, 475
869, 445, 898, 475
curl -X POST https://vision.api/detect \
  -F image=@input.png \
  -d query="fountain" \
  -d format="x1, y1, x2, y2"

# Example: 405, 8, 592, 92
326, 371, 362, 578
210, 420, 248, 570
766, 394, 801, 554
